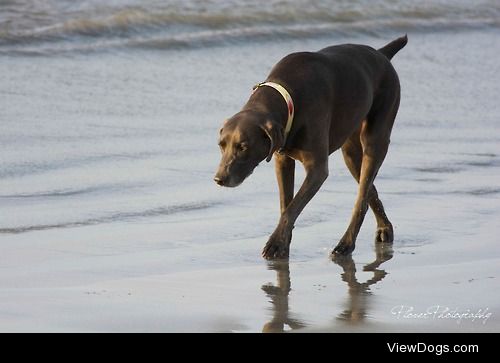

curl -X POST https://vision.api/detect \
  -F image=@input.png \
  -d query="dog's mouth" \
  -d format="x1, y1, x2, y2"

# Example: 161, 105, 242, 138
222, 178, 244, 188
214, 167, 256, 188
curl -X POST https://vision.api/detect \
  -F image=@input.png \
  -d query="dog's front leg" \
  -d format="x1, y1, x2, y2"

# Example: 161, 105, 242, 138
263, 157, 328, 259
275, 153, 295, 214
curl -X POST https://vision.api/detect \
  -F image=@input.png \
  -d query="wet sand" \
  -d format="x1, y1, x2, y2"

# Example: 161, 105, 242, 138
1, 230, 498, 332
1, 153, 499, 333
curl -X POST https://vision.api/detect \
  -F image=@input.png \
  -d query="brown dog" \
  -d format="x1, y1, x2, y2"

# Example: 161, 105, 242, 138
215, 36, 407, 259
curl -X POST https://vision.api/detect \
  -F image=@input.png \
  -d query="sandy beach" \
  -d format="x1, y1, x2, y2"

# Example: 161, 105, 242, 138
1, 1, 499, 332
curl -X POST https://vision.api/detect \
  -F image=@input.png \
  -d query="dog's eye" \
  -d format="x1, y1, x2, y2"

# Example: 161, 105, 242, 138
218, 141, 226, 151
236, 143, 248, 152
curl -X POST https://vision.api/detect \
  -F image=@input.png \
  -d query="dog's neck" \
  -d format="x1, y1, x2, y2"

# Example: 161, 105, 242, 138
253, 82, 294, 137
243, 85, 291, 132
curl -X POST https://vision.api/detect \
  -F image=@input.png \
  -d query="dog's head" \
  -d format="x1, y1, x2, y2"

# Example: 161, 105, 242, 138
214, 111, 284, 187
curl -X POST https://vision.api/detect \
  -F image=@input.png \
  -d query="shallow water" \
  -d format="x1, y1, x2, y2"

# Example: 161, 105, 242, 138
1, 1, 500, 332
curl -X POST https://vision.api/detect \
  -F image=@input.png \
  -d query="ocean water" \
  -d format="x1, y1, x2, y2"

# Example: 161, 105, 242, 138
1, 0, 499, 55
1, 1, 500, 332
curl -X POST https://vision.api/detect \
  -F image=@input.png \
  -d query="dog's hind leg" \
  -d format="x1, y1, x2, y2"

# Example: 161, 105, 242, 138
333, 91, 399, 256
341, 128, 393, 244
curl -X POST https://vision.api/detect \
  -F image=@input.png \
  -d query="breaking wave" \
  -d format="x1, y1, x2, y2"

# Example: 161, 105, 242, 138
1, 0, 499, 55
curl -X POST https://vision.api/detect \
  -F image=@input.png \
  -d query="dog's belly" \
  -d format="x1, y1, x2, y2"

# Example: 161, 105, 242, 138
328, 115, 367, 154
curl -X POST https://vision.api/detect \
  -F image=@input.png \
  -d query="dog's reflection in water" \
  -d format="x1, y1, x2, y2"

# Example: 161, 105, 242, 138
261, 260, 306, 333
261, 243, 393, 332
334, 243, 393, 324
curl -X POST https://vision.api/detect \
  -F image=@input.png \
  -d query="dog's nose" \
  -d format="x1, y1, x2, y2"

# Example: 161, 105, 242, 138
214, 176, 225, 186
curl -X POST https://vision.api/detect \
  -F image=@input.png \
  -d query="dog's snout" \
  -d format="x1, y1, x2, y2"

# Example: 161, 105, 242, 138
214, 175, 226, 186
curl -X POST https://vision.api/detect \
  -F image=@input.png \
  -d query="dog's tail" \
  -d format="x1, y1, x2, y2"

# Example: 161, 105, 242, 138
378, 34, 408, 60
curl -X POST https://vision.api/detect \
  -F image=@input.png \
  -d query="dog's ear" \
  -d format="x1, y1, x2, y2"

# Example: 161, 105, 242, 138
261, 120, 284, 162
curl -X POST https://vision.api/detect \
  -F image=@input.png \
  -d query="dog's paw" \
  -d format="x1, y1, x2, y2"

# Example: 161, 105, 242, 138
262, 240, 290, 260
262, 230, 291, 260
331, 239, 355, 256
375, 224, 394, 243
